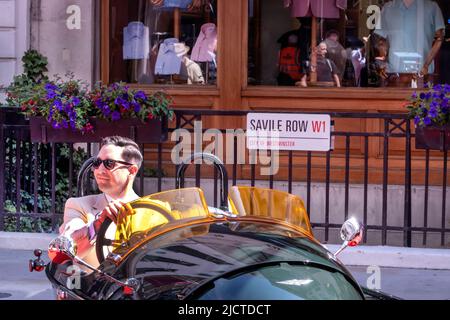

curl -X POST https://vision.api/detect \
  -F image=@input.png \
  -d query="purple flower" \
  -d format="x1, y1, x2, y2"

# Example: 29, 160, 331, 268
111, 111, 121, 121
72, 97, 80, 106
114, 97, 125, 106
134, 91, 146, 100
444, 84, 450, 94
46, 90, 57, 99
102, 105, 111, 116
133, 102, 141, 113
61, 119, 68, 128
64, 103, 72, 113
45, 83, 58, 91
54, 99, 63, 111
429, 106, 438, 118
414, 116, 420, 125
411, 92, 417, 99
419, 93, 426, 100
423, 117, 432, 126
115, 97, 130, 109
51, 121, 61, 129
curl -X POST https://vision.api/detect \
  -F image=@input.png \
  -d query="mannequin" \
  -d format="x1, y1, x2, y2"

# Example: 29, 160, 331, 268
374, 0, 445, 86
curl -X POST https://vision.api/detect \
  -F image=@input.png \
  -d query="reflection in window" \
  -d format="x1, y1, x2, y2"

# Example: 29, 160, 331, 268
110, 0, 218, 85
248, 0, 449, 88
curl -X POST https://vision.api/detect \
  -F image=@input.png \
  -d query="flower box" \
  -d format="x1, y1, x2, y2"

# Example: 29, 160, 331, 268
415, 125, 450, 151
30, 116, 168, 143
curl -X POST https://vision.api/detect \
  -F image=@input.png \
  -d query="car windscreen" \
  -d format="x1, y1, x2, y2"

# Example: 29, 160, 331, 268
112, 188, 211, 253
228, 186, 313, 237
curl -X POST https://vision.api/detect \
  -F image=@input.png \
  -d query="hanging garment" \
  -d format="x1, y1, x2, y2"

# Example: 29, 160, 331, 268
123, 22, 150, 60
154, 38, 182, 75
191, 23, 217, 62
283, 0, 347, 19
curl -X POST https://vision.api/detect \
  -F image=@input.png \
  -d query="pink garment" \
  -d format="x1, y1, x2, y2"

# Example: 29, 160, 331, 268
283, 0, 347, 19
191, 23, 217, 62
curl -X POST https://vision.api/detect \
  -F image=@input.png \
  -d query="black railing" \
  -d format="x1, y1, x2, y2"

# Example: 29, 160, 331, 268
0, 108, 448, 248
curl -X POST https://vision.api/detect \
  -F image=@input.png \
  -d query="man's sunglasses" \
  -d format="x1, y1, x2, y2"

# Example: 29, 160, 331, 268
92, 158, 134, 170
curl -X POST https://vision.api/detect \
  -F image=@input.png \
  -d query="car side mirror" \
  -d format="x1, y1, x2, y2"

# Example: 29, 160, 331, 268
334, 217, 363, 257
48, 236, 78, 264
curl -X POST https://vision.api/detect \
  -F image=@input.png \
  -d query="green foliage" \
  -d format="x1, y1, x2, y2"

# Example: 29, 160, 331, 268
21, 49, 49, 83
3, 141, 88, 233
3, 49, 48, 108
143, 167, 166, 178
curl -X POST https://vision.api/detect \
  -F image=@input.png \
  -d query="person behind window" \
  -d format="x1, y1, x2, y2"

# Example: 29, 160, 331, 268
59, 136, 142, 268
350, 39, 367, 87
310, 42, 341, 87
277, 34, 304, 86
373, 0, 445, 86
324, 30, 347, 83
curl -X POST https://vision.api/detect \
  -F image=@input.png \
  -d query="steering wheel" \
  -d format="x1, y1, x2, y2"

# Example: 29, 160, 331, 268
95, 200, 176, 264
95, 217, 116, 264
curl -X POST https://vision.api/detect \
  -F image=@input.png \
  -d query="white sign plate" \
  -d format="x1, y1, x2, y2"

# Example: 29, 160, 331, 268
246, 113, 331, 151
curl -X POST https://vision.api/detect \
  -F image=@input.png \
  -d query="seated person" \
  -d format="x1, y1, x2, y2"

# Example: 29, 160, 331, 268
59, 136, 142, 268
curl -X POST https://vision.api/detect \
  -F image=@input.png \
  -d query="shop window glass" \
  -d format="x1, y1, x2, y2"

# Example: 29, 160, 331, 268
109, 0, 218, 85
248, 0, 450, 88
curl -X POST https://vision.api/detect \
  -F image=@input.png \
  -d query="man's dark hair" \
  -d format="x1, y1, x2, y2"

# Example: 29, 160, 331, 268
100, 136, 143, 168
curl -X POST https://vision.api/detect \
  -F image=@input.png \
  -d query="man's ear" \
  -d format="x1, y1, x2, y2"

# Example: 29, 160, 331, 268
129, 165, 139, 175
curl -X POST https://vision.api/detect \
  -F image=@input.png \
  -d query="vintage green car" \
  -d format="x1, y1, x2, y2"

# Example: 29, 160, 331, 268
30, 153, 398, 300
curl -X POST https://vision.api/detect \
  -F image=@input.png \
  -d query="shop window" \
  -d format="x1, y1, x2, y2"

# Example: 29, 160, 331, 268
248, 0, 450, 88
109, 0, 218, 85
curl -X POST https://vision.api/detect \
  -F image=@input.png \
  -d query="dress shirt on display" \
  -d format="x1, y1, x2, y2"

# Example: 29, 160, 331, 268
155, 38, 183, 75
191, 23, 217, 62
123, 22, 150, 60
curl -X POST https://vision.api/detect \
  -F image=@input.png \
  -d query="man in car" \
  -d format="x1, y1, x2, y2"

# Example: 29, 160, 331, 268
59, 136, 142, 267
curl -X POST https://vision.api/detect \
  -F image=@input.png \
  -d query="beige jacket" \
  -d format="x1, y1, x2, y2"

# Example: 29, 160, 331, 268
59, 194, 108, 268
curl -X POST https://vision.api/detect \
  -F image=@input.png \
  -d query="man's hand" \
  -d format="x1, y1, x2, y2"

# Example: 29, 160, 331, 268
93, 200, 126, 233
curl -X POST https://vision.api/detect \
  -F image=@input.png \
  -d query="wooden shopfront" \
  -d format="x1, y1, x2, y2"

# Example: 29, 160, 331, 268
99, 0, 450, 185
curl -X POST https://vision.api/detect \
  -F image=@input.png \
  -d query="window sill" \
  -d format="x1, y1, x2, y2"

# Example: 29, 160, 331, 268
128, 84, 220, 96
242, 86, 415, 101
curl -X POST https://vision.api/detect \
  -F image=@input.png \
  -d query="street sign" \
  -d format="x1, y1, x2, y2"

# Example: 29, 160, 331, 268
246, 113, 331, 151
